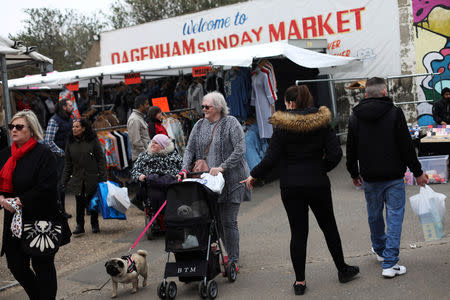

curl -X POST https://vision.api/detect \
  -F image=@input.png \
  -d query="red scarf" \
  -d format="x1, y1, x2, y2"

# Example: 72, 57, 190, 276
0, 137, 38, 193
155, 122, 168, 136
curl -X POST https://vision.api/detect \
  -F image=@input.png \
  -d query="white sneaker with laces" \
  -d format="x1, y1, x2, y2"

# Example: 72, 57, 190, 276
382, 264, 406, 277
371, 247, 384, 262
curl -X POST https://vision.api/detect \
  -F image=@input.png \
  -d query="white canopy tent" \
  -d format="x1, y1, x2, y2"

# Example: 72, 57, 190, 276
0, 36, 53, 69
8, 42, 359, 89
0, 36, 53, 144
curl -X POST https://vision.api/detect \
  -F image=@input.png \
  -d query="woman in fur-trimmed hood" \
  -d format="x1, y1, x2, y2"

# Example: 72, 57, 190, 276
130, 134, 183, 181
241, 85, 359, 296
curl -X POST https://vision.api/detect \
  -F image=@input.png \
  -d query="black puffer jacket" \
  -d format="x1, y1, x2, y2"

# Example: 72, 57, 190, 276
251, 106, 342, 187
346, 97, 423, 182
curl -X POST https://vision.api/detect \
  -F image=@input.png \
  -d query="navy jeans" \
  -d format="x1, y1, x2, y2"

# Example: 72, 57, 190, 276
363, 178, 406, 269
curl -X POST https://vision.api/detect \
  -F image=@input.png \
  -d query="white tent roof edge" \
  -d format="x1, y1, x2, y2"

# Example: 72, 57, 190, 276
0, 35, 53, 64
8, 41, 359, 89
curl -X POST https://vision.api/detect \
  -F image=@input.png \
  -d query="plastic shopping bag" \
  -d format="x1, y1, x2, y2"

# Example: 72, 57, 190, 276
409, 185, 446, 241
183, 172, 225, 194
200, 172, 225, 193
106, 181, 130, 214
89, 182, 127, 220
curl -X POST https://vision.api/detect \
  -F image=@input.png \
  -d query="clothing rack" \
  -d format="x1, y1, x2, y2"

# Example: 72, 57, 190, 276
163, 107, 196, 115
94, 125, 127, 132
91, 104, 115, 110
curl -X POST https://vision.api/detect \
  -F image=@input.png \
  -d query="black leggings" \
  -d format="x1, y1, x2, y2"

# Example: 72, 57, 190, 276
5, 238, 57, 300
281, 186, 346, 281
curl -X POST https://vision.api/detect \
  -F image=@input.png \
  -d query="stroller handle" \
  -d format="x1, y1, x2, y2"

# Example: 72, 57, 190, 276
187, 171, 207, 177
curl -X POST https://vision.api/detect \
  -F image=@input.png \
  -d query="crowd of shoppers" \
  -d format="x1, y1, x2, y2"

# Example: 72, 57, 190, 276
0, 77, 431, 298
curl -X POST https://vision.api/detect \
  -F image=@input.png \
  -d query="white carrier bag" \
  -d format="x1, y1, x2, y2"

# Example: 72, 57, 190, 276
183, 172, 225, 194
106, 181, 131, 214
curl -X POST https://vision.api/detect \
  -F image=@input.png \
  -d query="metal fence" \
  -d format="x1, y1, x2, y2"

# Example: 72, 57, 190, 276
295, 72, 447, 137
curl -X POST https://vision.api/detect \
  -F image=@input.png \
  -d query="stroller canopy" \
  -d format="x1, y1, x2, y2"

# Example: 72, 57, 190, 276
164, 182, 219, 227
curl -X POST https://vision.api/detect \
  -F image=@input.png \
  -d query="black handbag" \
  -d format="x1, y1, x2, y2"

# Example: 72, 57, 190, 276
57, 208, 72, 247
21, 208, 71, 256
21, 220, 62, 256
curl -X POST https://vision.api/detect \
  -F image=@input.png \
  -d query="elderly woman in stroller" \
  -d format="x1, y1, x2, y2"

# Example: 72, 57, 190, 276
131, 134, 182, 239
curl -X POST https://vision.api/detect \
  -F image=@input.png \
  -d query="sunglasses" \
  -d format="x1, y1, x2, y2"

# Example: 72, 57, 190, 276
201, 105, 212, 110
8, 124, 26, 131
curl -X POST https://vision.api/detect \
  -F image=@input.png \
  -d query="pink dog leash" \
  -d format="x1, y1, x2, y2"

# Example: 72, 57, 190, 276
129, 200, 167, 252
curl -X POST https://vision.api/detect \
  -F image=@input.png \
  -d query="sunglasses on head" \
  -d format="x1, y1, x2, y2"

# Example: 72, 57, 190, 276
201, 105, 212, 110
8, 124, 26, 131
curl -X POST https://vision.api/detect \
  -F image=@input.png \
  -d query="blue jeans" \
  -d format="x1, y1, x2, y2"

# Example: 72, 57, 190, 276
363, 178, 406, 269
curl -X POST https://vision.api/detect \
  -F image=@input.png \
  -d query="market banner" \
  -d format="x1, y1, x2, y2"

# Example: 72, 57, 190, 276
65, 81, 79, 92
193, 66, 211, 77
100, 0, 401, 78
124, 72, 142, 85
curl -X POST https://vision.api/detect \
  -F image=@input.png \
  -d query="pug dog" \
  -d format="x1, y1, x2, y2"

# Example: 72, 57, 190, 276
105, 249, 148, 298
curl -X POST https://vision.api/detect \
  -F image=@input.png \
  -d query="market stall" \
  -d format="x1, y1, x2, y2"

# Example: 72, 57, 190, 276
7, 42, 357, 89
418, 125, 450, 156
0, 35, 53, 145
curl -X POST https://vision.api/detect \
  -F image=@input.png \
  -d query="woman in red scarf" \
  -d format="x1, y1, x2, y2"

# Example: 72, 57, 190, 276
0, 110, 59, 300
147, 106, 168, 139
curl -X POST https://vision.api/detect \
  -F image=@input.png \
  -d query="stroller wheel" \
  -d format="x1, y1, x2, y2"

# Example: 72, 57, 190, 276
157, 281, 167, 299
226, 262, 237, 282
198, 281, 208, 299
145, 213, 153, 240
167, 281, 177, 300
207, 280, 218, 299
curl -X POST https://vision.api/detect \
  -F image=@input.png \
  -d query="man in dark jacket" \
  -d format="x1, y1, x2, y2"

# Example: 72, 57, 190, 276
432, 87, 450, 126
346, 77, 428, 278
44, 99, 74, 218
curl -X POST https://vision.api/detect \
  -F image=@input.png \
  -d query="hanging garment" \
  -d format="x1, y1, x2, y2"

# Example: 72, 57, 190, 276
106, 132, 122, 170
162, 117, 186, 156
261, 66, 277, 101
97, 133, 119, 169
245, 123, 269, 170
251, 69, 275, 139
224, 68, 252, 121
112, 131, 129, 169
187, 83, 204, 114
265, 61, 277, 96
121, 132, 133, 165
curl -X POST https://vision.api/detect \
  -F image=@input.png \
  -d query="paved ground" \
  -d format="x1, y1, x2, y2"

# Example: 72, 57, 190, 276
1, 161, 449, 299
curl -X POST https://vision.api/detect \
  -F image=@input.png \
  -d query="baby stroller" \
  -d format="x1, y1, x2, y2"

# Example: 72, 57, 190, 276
157, 180, 237, 299
140, 174, 178, 240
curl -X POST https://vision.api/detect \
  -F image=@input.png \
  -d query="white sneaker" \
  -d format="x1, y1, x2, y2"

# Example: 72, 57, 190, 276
382, 264, 406, 278
371, 247, 384, 262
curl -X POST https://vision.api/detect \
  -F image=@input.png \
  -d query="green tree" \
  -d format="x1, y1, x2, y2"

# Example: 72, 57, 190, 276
9, 8, 105, 79
107, 0, 246, 29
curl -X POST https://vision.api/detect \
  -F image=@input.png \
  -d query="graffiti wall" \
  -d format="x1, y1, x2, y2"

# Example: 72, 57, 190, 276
413, 0, 449, 101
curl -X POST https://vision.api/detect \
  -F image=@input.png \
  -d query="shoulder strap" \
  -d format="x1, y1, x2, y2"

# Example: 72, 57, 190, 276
203, 118, 222, 159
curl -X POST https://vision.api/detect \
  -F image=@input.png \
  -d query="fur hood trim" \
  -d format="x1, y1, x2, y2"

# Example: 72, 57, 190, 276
270, 106, 332, 133
147, 140, 175, 156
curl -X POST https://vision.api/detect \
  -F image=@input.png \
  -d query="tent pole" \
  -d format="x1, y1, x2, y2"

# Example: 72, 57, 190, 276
1, 54, 12, 146
327, 73, 337, 119
99, 76, 104, 111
